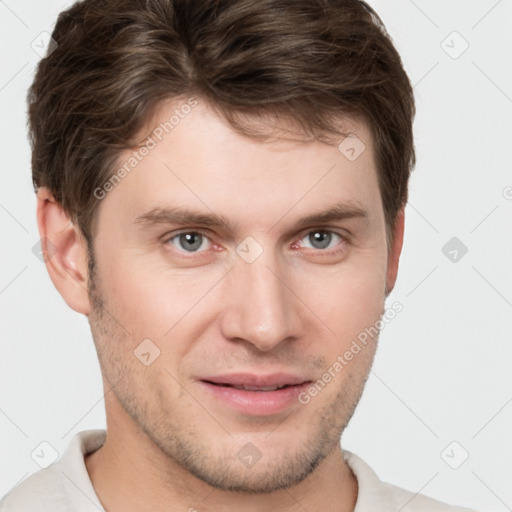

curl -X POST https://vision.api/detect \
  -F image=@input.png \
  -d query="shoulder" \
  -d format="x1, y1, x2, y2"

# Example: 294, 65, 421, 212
0, 430, 106, 512
344, 451, 478, 512
0, 466, 65, 512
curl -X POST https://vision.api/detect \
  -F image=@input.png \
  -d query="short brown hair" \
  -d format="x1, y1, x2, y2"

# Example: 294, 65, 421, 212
28, 0, 415, 252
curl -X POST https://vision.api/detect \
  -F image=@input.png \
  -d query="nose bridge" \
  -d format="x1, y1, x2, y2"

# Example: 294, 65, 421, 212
221, 241, 300, 351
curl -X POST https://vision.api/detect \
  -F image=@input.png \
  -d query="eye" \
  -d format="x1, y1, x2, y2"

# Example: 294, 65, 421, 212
298, 230, 344, 251
166, 231, 212, 253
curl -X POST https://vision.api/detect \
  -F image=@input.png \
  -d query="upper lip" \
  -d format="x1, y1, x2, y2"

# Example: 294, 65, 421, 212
200, 372, 311, 388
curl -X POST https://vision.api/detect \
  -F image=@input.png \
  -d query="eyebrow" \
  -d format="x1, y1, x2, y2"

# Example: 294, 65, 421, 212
134, 206, 237, 230
133, 202, 368, 233
293, 202, 367, 230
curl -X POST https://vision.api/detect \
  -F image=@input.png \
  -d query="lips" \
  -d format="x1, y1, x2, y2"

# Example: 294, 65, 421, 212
198, 373, 312, 415
200, 372, 310, 389
216, 384, 289, 391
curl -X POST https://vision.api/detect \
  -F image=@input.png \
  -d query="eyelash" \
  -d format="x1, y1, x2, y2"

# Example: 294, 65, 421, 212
163, 229, 347, 258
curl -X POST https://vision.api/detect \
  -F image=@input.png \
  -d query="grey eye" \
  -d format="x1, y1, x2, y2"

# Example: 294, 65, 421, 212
301, 230, 341, 250
169, 232, 210, 252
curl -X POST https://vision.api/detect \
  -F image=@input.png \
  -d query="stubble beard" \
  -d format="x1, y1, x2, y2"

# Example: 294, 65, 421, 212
86, 249, 375, 494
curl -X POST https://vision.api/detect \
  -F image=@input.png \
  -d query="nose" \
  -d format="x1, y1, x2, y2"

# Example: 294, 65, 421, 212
219, 247, 302, 352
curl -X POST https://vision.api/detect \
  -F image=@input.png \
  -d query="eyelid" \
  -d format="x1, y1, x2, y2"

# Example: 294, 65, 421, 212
295, 224, 349, 241
163, 227, 213, 240
297, 226, 348, 239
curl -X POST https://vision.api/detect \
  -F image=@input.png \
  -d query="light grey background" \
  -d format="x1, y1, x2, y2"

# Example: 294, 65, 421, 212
1, 1, 511, 510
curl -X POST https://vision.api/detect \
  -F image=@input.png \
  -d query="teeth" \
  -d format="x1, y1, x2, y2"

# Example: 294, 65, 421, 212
232, 384, 282, 391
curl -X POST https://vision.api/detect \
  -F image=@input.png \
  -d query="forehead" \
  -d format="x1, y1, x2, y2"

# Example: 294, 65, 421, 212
100, 98, 381, 233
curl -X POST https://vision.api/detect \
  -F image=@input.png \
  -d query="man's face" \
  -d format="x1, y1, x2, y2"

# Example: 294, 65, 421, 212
87, 98, 392, 492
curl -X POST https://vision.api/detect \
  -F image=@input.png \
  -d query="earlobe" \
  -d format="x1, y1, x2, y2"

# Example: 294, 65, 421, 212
385, 207, 405, 296
36, 187, 91, 315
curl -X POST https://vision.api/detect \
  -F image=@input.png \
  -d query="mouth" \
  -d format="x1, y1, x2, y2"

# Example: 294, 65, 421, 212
198, 373, 312, 415
203, 382, 298, 392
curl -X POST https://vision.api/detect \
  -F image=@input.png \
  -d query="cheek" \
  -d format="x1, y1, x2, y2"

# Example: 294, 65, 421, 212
95, 246, 209, 336
94, 224, 387, 351
294, 254, 387, 337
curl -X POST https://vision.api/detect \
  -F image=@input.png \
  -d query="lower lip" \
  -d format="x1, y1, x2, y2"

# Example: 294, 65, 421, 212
199, 381, 311, 416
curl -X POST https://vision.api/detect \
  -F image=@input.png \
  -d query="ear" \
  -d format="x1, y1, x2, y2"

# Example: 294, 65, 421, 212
385, 207, 405, 296
36, 187, 91, 315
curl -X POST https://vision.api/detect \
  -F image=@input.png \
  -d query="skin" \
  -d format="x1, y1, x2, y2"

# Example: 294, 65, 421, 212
36, 97, 404, 512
